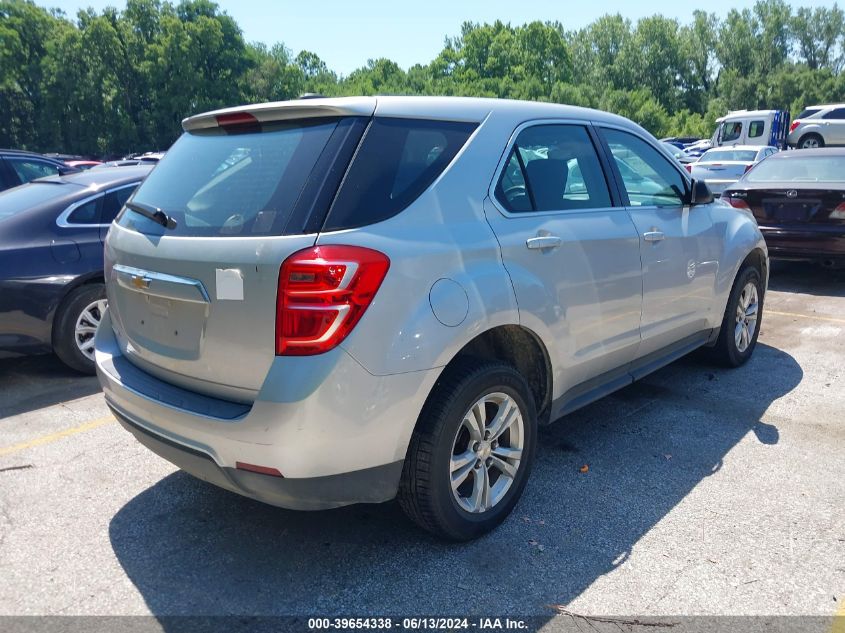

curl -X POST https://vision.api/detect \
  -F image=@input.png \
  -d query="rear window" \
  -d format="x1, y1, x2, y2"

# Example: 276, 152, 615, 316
119, 119, 343, 237
701, 149, 757, 162
745, 156, 845, 183
0, 182, 68, 223
323, 118, 477, 230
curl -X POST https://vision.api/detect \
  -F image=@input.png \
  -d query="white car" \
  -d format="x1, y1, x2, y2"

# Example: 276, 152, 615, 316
689, 145, 779, 196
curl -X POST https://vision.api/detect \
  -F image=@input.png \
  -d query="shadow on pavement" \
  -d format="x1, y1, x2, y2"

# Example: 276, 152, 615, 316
0, 354, 100, 419
768, 260, 845, 297
109, 342, 801, 621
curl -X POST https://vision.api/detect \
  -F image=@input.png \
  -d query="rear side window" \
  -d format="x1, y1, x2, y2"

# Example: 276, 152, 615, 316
797, 108, 821, 119
120, 119, 343, 237
495, 125, 611, 212
67, 198, 100, 224
323, 118, 476, 230
823, 108, 845, 120
749, 120, 765, 138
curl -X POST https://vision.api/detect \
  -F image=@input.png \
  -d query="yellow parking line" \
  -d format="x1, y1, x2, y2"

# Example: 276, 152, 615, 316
0, 415, 115, 457
830, 599, 845, 633
767, 310, 845, 325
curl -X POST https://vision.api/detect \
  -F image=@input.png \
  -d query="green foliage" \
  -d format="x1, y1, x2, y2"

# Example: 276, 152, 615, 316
3, 0, 845, 153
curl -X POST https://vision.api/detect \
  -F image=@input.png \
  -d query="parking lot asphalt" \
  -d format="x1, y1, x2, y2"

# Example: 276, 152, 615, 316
0, 262, 842, 624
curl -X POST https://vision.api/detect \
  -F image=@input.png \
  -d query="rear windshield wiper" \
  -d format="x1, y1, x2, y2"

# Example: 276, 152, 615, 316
125, 200, 177, 229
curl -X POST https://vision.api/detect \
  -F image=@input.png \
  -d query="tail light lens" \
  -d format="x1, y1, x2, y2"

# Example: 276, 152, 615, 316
726, 196, 750, 210
744, 164, 754, 173
276, 245, 390, 355
831, 203, 845, 220
789, 120, 801, 133
684, 164, 692, 173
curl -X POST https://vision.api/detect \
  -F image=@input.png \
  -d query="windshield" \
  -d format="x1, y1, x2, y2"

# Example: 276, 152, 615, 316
0, 182, 68, 223
120, 118, 342, 237
701, 149, 757, 162
745, 156, 845, 182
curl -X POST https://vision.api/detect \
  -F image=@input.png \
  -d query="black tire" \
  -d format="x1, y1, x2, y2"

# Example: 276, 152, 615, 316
53, 283, 106, 375
707, 265, 764, 368
398, 360, 537, 541
798, 133, 824, 150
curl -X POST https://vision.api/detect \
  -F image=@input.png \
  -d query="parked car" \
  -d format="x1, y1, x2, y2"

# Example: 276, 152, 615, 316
723, 148, 845, 267
662, 141, 696, 165
787, 104, 845, 149
0, 166, 151, 373
688, 145, 779, 196
0, 149, 79, 193
65, 160, 103, 170
95, 96, 767, 540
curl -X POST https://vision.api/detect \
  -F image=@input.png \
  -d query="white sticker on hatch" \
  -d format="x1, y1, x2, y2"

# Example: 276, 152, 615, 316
216, 268, 244, 301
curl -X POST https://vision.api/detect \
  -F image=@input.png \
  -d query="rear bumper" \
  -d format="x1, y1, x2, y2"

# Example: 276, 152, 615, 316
112, 406, 402, 510
95, 310, 439, 510
759, 225, 845, 261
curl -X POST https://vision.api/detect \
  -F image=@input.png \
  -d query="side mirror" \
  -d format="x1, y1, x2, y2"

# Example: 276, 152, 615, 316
690, 178, 714, 206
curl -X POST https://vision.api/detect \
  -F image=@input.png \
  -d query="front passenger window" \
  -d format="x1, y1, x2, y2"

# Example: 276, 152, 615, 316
601, 129, 687, 208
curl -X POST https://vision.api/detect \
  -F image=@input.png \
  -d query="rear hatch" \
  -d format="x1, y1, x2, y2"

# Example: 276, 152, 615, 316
104, 98, 375, 402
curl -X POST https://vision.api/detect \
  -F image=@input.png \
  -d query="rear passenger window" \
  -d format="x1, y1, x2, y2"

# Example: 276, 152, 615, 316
823, 108, 845, 120
495, 125, 611, 213
749, 121, 765, 138
601, 129, 687, 207
323, 118, 476, 230
66, 198, 101, 224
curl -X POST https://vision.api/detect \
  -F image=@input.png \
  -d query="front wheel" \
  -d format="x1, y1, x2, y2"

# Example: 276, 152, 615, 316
398, 361, 537, 541
708, 265, 764, 368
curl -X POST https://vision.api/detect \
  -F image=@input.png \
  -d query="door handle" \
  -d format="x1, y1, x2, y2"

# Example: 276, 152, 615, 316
643, 230, 665, 243
525, 235, 562, 250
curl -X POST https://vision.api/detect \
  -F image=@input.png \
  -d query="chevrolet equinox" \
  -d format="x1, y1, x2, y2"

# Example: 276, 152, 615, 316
95, 96, 768, 540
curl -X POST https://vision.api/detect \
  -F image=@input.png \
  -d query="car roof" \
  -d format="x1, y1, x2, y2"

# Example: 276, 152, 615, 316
35, 165, 152, 189
768, 148, 845, 159
183, 95, 640, 133
705, 145, 771, 151
0, 149, 66, 162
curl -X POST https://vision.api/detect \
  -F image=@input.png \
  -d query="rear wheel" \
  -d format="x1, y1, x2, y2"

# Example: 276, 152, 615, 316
708, 266, 763, 368
798, 133, 824, 149
53, 284, 106, 375
398, 361, 537, 541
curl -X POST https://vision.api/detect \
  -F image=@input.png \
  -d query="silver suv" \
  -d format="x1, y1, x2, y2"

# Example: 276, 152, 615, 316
788, 104, 845, 149
95, 96, 768, 540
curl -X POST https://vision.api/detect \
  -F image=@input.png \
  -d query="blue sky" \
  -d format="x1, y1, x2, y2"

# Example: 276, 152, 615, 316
47, 0, 838, 75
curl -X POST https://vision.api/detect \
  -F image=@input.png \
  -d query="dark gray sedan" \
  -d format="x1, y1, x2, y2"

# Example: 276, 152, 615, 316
0, 166, 151, 372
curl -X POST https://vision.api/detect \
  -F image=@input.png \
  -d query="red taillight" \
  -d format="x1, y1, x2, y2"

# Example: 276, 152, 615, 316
789, 120, 801, 133
832, 203, 845, 219
236, 462, 284, 477
744, 164, 754, 173
726, 196, 750, 210
684, 164, 692, 173
276, 245, 390, 356
215, 111, 259, 130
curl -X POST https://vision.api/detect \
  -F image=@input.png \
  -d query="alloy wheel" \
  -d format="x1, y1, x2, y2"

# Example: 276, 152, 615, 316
74, 299, 107, 361
734, 282, 759, 353
450, 392, 524, 513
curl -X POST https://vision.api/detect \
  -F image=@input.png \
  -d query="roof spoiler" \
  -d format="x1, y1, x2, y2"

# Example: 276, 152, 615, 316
182, 96, 377, 132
